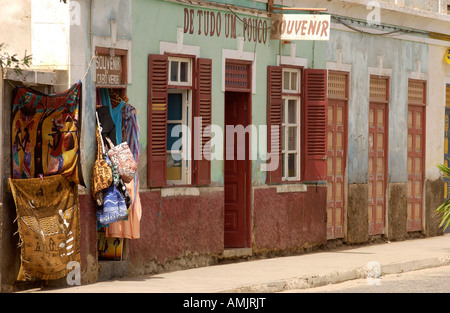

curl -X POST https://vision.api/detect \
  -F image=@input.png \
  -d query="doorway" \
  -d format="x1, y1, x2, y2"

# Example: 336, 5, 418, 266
407, 104, 425, 231
326, 71, 348, 240
224, 91, 251, 248
368, 102, 388, 235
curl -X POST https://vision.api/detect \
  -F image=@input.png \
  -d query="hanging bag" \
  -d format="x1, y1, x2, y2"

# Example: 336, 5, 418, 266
96, 174, 128, 225
91, 113, 113, 199
104, 137, 137, 184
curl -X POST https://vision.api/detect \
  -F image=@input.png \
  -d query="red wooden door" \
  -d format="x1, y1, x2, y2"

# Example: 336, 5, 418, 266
224, 92, 248, 248
407, 105, 425, 231
327, 99, 346, 239
368, 103, 387, 235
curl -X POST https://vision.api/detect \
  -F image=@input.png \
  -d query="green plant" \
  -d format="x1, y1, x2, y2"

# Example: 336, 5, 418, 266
0, 43, 32, 74
435, 163, 450, 230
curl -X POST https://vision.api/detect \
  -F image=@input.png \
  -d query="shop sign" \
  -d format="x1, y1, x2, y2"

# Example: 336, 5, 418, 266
270, 14, 330, 41
445, 48, 450, 65
96, 54, 123, 86
184, 7, 269, 44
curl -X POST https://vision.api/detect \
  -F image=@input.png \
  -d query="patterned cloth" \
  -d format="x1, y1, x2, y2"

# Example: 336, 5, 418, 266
11, 83, 84, 186
9, 175, 81, 281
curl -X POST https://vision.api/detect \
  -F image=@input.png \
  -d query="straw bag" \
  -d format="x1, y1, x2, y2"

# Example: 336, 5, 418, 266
91, 125, 113, 198
105, 137, 137, 184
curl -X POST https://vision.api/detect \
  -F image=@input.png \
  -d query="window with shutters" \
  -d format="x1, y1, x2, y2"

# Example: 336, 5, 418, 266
281, 68, 301, 181
267, 66, 327, 184
148, 54, 212, 188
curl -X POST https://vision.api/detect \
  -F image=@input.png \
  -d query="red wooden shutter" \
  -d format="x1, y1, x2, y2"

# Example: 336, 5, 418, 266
147, 54, 168, 187
195, 58, 212, 185
266, 66, 282, 184
303, 69, 328, 182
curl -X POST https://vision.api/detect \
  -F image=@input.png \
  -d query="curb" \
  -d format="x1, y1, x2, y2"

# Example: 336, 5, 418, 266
218, 256, 450, 293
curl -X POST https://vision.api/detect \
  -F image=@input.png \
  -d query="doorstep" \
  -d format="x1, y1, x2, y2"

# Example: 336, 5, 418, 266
97, 260, 128, 282
220, 248, 253, 259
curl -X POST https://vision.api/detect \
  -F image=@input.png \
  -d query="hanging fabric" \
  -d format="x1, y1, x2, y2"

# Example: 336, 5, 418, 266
96, 106, 117, 146
123, 103, 140, 163
99, 88, 113, 118
9, 175, 81, 281
98, 88, 117, 145
111, 100, 126, 144
11, 83, 84, 186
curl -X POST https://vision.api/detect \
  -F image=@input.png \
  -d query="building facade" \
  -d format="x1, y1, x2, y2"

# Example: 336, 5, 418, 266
1, 0, 450, 290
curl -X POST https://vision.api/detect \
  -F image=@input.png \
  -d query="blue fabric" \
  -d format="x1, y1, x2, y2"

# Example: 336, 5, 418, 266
100, 88, 113, 118
111, 100, 126, 144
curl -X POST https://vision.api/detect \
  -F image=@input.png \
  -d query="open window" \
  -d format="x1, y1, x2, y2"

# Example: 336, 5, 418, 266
167, 89, 191, 185
148, 54, 212, 187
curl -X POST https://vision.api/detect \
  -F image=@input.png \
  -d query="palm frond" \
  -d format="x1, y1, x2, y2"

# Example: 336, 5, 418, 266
435, 163, 450, 230
436, 163, 450, 177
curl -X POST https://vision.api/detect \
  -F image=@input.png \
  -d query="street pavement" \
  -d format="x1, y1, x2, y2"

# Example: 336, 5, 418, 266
22, 233, 450, 293
284, 265, 450, 293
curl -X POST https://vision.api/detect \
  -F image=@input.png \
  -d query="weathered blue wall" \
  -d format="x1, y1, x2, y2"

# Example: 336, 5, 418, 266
326, 29, 428, 184
92, 0, 132, 39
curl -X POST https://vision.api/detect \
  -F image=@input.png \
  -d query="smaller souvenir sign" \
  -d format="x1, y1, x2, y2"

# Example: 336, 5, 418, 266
96, 54, 124, 86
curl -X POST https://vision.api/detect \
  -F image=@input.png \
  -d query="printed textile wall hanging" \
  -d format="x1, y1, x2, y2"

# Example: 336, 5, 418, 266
11, 83, 84, 186
8, 175, 80, 281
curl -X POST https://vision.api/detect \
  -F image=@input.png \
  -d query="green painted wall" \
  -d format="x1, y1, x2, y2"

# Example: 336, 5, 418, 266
129, 0, 324, 187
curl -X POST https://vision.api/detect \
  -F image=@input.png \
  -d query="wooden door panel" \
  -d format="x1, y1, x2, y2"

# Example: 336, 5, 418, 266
368, 104, 387, 235
326, 99, 347, 239
407, 105, 424, 231
224, 92, 247, 248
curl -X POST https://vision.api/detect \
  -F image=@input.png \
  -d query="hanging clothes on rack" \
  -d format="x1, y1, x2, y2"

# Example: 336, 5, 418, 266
100, 88, 113, 118
123, 103, 140, 163
111, 100, 126, 144
97, 88, 117, 146
106, 101, 141, 239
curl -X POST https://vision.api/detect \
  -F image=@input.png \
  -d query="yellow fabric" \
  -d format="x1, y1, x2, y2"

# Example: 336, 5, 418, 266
9, 175, 80, 281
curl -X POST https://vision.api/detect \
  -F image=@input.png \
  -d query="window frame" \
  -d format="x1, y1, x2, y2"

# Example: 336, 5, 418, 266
282, 96, 301, 181
282, 67, 301, 94
166, 89, 192, 186
168, 56, 192, 87
281, 66, 303, 182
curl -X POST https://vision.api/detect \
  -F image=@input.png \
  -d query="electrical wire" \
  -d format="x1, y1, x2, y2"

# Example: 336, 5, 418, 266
331, 16, 427, 37
227, 6, 264, 30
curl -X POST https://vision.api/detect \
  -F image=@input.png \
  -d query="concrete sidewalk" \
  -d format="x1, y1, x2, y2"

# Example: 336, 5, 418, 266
25, 234, 450, 293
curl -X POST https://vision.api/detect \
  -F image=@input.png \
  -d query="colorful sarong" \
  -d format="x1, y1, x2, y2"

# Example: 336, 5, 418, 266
9, 175, 81, 281
11, 83, 84, 186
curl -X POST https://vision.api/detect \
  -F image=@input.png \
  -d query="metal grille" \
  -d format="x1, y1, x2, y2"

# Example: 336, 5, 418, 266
408, 80, 426, 105
370, 77, 388, 102
328, 72, 347, 99
225, 62, 250, 91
